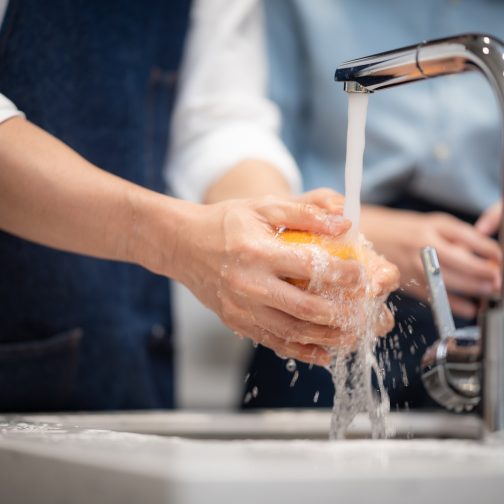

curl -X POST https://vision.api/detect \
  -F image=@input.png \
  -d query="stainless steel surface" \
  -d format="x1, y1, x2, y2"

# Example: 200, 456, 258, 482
483, 307, 504, 432
343, 81, 369, 93
335, 33, 504, 434
420, 247, 481, 411
421, 334, 481, 412
421, 247, 456, 340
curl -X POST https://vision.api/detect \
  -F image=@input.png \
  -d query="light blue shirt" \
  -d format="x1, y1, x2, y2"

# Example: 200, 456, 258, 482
265, 0, 504, 215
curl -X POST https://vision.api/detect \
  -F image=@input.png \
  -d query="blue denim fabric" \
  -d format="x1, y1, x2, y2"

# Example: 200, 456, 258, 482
0, 0, 190, 411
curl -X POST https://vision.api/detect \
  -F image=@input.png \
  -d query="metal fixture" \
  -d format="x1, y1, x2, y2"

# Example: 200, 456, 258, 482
335, 34, 504, 434
420, 247, 480, 412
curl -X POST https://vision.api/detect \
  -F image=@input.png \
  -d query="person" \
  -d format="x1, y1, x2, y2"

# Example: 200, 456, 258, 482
0, 0, 399, 412
173, 0, 503, 409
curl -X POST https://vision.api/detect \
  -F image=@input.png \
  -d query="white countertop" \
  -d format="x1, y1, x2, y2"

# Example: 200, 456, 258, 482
1, 411, 503, 504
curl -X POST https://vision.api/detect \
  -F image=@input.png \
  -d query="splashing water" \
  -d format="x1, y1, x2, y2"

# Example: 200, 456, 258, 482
327, 92, 390, 439
311, 237, 391, 440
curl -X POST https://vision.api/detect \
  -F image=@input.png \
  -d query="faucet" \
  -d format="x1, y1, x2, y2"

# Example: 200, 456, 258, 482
334, 33, 504, 435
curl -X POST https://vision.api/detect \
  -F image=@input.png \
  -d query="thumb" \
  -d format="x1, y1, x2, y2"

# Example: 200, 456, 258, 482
475, 200, 502, 236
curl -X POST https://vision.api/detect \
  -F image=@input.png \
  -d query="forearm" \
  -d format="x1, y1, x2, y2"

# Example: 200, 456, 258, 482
203, 159, 292, 204
0, 116, 190, 276
360, 205, 396, 251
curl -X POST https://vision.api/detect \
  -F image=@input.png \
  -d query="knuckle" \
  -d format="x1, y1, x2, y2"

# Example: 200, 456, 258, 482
224, 270, 244, 293
280, 323, 302, 343
295, 297, 319, 321
218, 298, 240, 327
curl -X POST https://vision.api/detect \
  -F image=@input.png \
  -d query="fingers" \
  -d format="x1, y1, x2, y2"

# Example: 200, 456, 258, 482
364, 253, 400, 297
256, 306, 345, 346
448, 294, 478, 320
442, 265, 496, 297
257, 198, 351, 238
475, 200, 502, 237
439, 215, 501, 264
296, 188, 345, 214
271, 244, 365, 289
258, 277, 351, 326
436, 239, 499, 285
375, 304, 395, 336
250, 328, 332, 366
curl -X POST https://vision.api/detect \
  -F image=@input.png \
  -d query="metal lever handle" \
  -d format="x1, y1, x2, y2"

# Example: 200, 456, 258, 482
420, 247, 456, 340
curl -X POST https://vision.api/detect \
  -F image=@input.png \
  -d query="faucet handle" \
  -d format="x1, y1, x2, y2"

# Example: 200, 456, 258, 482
420, 246, 481, 412
420, 247, 457, 340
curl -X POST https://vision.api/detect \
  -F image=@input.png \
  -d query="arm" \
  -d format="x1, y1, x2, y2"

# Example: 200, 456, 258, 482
0, 116, 362, 365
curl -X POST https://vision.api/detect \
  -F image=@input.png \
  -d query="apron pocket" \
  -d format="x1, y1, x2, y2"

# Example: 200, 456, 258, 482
0, 328, 83, 412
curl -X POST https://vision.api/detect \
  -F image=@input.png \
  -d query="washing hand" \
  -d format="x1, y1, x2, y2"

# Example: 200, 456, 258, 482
277, 227, 399, 350
299, 190, 400, 340
360, 205, 502, 319
170, 195, 358, 366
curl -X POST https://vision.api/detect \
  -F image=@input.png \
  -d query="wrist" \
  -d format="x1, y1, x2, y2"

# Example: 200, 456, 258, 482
124, 187, 198, 280
204, 160, 292, 204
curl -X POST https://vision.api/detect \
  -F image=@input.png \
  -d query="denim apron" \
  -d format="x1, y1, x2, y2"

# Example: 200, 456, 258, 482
0, 0, 190, 411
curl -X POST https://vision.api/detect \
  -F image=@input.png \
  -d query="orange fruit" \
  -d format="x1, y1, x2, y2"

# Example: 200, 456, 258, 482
277, 229, 361, 289
278, 229, 360, 260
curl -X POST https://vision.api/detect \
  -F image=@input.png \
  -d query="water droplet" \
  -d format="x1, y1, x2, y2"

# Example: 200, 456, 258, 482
252, 386, 259, 398
285, 358, 297, 372
400, 363, 409, 387
244, 373, 250, 384
290, 370, 299, 388
313, 391, 320, 403
243, 392, 252, 404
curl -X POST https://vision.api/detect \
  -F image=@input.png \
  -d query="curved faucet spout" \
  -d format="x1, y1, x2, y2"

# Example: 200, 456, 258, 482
335, 34, 504, 435
335, 33, 504, 99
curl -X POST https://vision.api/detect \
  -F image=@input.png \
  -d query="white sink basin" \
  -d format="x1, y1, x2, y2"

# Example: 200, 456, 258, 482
6, 409, 484, 439
1, 412, 503, 504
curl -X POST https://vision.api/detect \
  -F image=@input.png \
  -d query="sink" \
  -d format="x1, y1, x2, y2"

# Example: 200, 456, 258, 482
1, 411, 503, 503
4, 409, 484, 439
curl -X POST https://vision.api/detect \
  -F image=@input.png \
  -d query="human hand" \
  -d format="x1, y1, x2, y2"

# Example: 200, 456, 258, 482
475, 199, 502, 237
295, 187, 345, 214
361, 207, 502, 319
170, 195, 363, 366
277, 229, 399, 351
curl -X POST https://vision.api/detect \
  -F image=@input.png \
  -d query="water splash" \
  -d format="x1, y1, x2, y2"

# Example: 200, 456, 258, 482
327, 275, 390, 440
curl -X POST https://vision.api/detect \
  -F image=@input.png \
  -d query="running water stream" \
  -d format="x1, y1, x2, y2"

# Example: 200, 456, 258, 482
329, 92, 391, 439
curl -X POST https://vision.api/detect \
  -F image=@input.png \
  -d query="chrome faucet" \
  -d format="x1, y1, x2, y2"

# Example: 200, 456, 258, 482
335, 33, 504, 435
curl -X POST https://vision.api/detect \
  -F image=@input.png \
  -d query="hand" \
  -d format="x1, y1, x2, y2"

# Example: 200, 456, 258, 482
170, 195, 361, 366
287, 189, 398, 349
300, 189, 399, 343
475, 200, 502, 237
361, 207, 502, 319
308, 241, 399, 350
295, 187, 345, 214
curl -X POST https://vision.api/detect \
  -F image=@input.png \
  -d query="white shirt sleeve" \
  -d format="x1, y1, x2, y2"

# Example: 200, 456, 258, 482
0, 1, 24, 124
0, 94, 23, 124
166, 0, 302, 202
